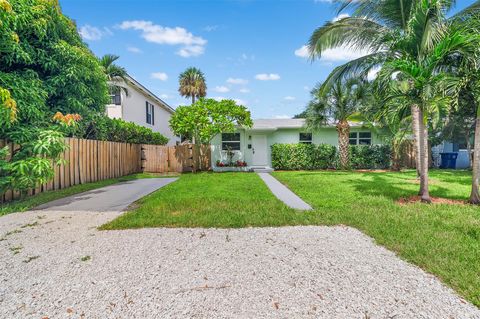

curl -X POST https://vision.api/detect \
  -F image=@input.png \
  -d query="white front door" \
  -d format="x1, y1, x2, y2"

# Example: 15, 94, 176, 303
252, 135, 268, 166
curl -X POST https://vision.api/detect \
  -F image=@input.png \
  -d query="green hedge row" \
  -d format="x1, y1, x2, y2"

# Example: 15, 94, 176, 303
271, 143, 337, 170
78, 116, 169, 145
271, 143, 391, 170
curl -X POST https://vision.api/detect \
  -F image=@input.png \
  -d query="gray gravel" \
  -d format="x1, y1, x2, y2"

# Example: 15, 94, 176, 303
0, 209, 479, 319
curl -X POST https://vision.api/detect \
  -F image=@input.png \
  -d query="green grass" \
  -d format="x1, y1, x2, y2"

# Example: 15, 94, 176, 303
0, 172, 177, 216
101, 172, 296, 229
102, 169, 480, 307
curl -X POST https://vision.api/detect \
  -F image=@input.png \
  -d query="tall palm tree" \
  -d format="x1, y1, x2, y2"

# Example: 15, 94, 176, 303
307, 0, 480, 203
306, 78, 366, 169
99, 54, 129, 97
178, 67, 207, 104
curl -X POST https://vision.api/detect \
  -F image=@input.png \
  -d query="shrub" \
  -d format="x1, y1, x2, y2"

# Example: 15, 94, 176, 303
271, 143, 391, 170
78, 115, 168, 145
349, 145, 391, 169
271, 144, 336, 170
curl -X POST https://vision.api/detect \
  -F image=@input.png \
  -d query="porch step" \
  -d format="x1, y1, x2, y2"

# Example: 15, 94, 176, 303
251, 167, 274, 173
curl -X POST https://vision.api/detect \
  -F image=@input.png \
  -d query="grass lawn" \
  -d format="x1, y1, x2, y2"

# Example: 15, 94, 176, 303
0, 172, 177, 216
102, 170, 480, 307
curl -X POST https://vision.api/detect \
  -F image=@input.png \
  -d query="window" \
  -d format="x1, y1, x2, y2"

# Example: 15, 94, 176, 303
299, 133, 312, 144
110, 93, 121, 105
146, 102, 155, 125
349, 132, 371, 145
222, 133, 241, 151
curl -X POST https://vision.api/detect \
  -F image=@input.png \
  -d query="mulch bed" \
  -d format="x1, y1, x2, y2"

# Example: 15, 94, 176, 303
396, 195, 467, 206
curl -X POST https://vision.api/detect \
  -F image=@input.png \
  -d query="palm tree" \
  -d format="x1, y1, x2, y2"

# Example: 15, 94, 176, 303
178, 67, 207, 104
306, 78, 366, 169
307, 0, 480, 203
99, 54, 129, 97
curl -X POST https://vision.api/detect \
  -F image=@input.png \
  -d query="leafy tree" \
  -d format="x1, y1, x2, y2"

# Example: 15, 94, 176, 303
0, 0, 109, 195
0, 0, 109, 134
293, 110, 308, 119
305, 79, 366, 169
307, 0, 480, 202
178, 67, 207, 104
100, 54, 129, 97
169, 98, 253, 145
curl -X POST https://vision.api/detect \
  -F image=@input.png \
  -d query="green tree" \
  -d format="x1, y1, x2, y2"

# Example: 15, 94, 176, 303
307, 0, 480, 202
178, 67, 207, 104
0, 0, 109, 194
100, 54, 129, 97
169, 98, 253, 145
305, 79, 366, 169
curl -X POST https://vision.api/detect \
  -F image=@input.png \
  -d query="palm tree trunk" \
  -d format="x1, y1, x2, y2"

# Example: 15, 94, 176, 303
469, 117, 480, 204
391, 140, 401, 171
418, 108, 431, 203
192, 95, 195, 105
337, 120, 350, 170
411, 105, 422, 179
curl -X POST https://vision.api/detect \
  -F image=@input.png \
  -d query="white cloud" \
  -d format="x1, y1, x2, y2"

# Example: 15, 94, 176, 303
255, 73, 281, 81
274, 114, 291, 119
127, 46, 142, 53
296, 43, 372, 62
233, 98, 247, 105
295, 45, 310, 58
332, 13, 350, 22
284, 96, 296, 101
321, 46, 372, 62
119, 20, 207, 57
239, 88, 250, 93
367, 67, 381, 81
304, 86, 310, 91
213, 86, 230, 93
79, 25, 111, 41
151, 72, 168, 81
203, 25, 218, 32
160, 94, 170, 99
227, 78, 248, 85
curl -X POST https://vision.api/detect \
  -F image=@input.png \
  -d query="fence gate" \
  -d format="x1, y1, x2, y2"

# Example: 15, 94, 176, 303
141, 144, 211, 173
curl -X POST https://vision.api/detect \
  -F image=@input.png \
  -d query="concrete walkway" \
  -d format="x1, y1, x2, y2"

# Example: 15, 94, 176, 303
257, 173, 312, 210
35, 178, 178, 212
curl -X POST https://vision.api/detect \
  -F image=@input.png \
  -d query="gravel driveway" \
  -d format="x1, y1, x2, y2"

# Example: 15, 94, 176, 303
0, 209, 479, 318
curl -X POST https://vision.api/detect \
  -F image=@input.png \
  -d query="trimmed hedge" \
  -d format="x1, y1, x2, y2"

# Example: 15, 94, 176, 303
271, 143, 391, 170
271, 143, 337, 170
78, 116, 169, 145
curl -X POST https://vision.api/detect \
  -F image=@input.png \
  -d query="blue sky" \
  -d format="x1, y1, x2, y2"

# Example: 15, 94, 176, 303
60, 0, 473, 119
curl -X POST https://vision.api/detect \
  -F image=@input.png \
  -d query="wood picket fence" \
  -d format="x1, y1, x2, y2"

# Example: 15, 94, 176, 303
0, 138, 142, 203
141, 144, 211, 173
0, 138, 211, 203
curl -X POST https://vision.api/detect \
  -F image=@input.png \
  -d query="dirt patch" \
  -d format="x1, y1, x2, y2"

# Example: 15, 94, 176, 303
407, 178, 439, 185
397, 195, 467, 206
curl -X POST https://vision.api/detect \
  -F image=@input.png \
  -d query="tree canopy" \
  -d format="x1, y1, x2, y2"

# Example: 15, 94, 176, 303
0, 0, 109, 136
169, 98, 253, 144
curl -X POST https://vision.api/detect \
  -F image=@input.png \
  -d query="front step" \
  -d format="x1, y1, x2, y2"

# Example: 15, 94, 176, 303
251, 167, 274, 173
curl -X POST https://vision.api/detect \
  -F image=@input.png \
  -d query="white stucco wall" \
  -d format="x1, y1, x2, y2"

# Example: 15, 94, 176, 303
106, 81, 180, 146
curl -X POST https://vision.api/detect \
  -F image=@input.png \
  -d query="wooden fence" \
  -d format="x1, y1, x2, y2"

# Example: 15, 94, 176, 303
142, 144, 211, 173
1, 138, 142, 203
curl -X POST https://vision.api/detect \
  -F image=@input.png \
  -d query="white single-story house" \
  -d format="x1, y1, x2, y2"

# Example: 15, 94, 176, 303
211, 119, 382, 170
106, 75, 180, 145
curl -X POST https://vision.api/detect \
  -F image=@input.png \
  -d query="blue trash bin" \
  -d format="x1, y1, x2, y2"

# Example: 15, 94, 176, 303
439, 152, 458, 169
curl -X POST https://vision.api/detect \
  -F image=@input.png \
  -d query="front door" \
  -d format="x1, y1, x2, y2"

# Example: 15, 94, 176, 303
252, 135, 268, 166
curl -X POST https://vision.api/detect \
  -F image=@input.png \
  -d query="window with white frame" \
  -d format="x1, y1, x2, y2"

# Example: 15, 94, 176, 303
349, 132, 372, 145
146, 101, 155, 125
299, 132, 312, 144
221, 133, 241, 151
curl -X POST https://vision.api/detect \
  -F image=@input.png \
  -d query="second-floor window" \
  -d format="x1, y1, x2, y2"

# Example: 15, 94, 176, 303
110, 92, 121, 105
299, 132, 312, 144
146, 102, 155, 125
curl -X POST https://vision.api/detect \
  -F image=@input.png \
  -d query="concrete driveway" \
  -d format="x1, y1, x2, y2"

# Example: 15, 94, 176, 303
35, 178, 178, 212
